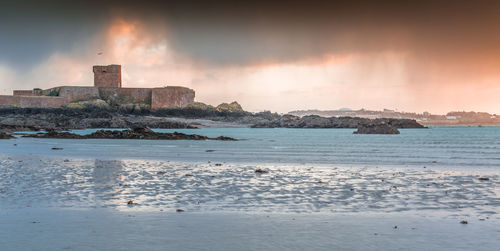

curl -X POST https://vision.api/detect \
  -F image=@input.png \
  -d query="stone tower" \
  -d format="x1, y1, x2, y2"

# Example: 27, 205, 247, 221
93, 64, 122, 88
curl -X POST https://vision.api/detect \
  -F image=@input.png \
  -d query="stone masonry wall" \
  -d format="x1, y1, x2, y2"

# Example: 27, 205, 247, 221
0, 95, 67, 108
98, 87, 152, 103
151, 87, 195, 110
93, 65, 121, 88
58, 86, 100, 102
13, 90, 36, 96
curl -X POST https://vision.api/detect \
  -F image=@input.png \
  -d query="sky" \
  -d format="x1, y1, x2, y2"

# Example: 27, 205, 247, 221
1, 0, 500, 114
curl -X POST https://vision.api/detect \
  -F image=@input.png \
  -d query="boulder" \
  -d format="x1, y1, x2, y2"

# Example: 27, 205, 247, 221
0, 132, 13, 139
216, 101, 244, 112
353, 123, 400, 134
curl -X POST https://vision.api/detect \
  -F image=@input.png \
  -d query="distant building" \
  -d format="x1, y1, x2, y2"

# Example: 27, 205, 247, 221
0, 65, 195, 110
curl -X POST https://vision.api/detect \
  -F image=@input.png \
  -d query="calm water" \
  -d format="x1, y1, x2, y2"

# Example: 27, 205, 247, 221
1, 127, 500, 250
2, 126, 500, 169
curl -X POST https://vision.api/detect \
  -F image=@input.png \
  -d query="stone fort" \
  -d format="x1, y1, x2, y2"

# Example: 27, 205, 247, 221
0, 64, 195, 110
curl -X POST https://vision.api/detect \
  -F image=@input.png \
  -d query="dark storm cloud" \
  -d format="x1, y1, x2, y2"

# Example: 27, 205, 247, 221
2, 0, 500, 70
113, 0, 500, 68
0, 1, 104, 66
2, 0, 500, 113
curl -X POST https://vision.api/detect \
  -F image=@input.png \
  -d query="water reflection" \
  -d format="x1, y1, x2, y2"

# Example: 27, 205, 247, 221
0, 156, 499, 216
93, 159, 123, 187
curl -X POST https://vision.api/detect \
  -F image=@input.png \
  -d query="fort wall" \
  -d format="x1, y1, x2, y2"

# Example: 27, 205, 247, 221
98, 87, 152, 103
58, 86, 100, 102
0, 95, 67, 108
13, 90, 37, 96
151, 87, 195, 110
1, 65, 196, 109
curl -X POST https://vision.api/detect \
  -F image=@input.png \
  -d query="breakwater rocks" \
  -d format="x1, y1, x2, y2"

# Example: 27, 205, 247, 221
251, 115, 425, 129
353, 123, 400, 134
21, 127, 237, 141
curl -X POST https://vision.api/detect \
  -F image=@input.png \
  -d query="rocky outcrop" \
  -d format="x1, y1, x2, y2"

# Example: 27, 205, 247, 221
251, 115, 424, 129
353, 123, 400, 134
0, 107, 425, 131
0, 108, 197, 132
22, 127, 237, 141
216, 101, 244, 113
0, 132, 13, 139
64, 99, 111, 110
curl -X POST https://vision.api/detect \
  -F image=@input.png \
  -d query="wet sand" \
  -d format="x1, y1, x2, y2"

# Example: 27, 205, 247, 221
0, 156, 499, 250
1, 209, 499, 251
1, 156, 498, 215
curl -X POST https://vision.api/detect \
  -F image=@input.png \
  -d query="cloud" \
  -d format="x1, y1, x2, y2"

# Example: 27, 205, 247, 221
2, 0, 500, 114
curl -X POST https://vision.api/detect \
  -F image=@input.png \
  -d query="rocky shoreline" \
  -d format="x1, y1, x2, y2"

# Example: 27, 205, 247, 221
20, 127, 237, 141
0, 108, 196, 132
0, 107, 425, 132
251, 114, 425, 129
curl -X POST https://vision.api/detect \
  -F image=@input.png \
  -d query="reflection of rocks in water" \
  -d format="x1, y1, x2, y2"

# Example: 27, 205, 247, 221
93, 159, 123, 189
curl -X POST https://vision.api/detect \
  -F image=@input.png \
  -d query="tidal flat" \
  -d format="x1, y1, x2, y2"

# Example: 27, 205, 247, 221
1, 127, 499, 250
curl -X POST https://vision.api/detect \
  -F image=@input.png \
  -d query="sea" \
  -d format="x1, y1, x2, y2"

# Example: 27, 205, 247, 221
0, 127, 499, 250
2, 126, 500, 169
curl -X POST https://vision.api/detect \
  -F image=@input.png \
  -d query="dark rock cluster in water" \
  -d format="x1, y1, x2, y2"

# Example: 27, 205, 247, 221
0, 132, 13, 139
251, 114, 424, 129
353, 123, 400, 134
21, 127, 237, 141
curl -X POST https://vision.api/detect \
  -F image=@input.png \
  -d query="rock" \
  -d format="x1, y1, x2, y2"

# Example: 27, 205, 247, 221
353, 123, 400, 134
216, 101, 244, 113
0, 107, 425, 130
252, 115, 424, 129
22, 127, 238, 141
65, 99, 111, 110
0, 108, 196, 131
0, 132, 13, 139
255, 168, 268, 173
187, 102, 216, 111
